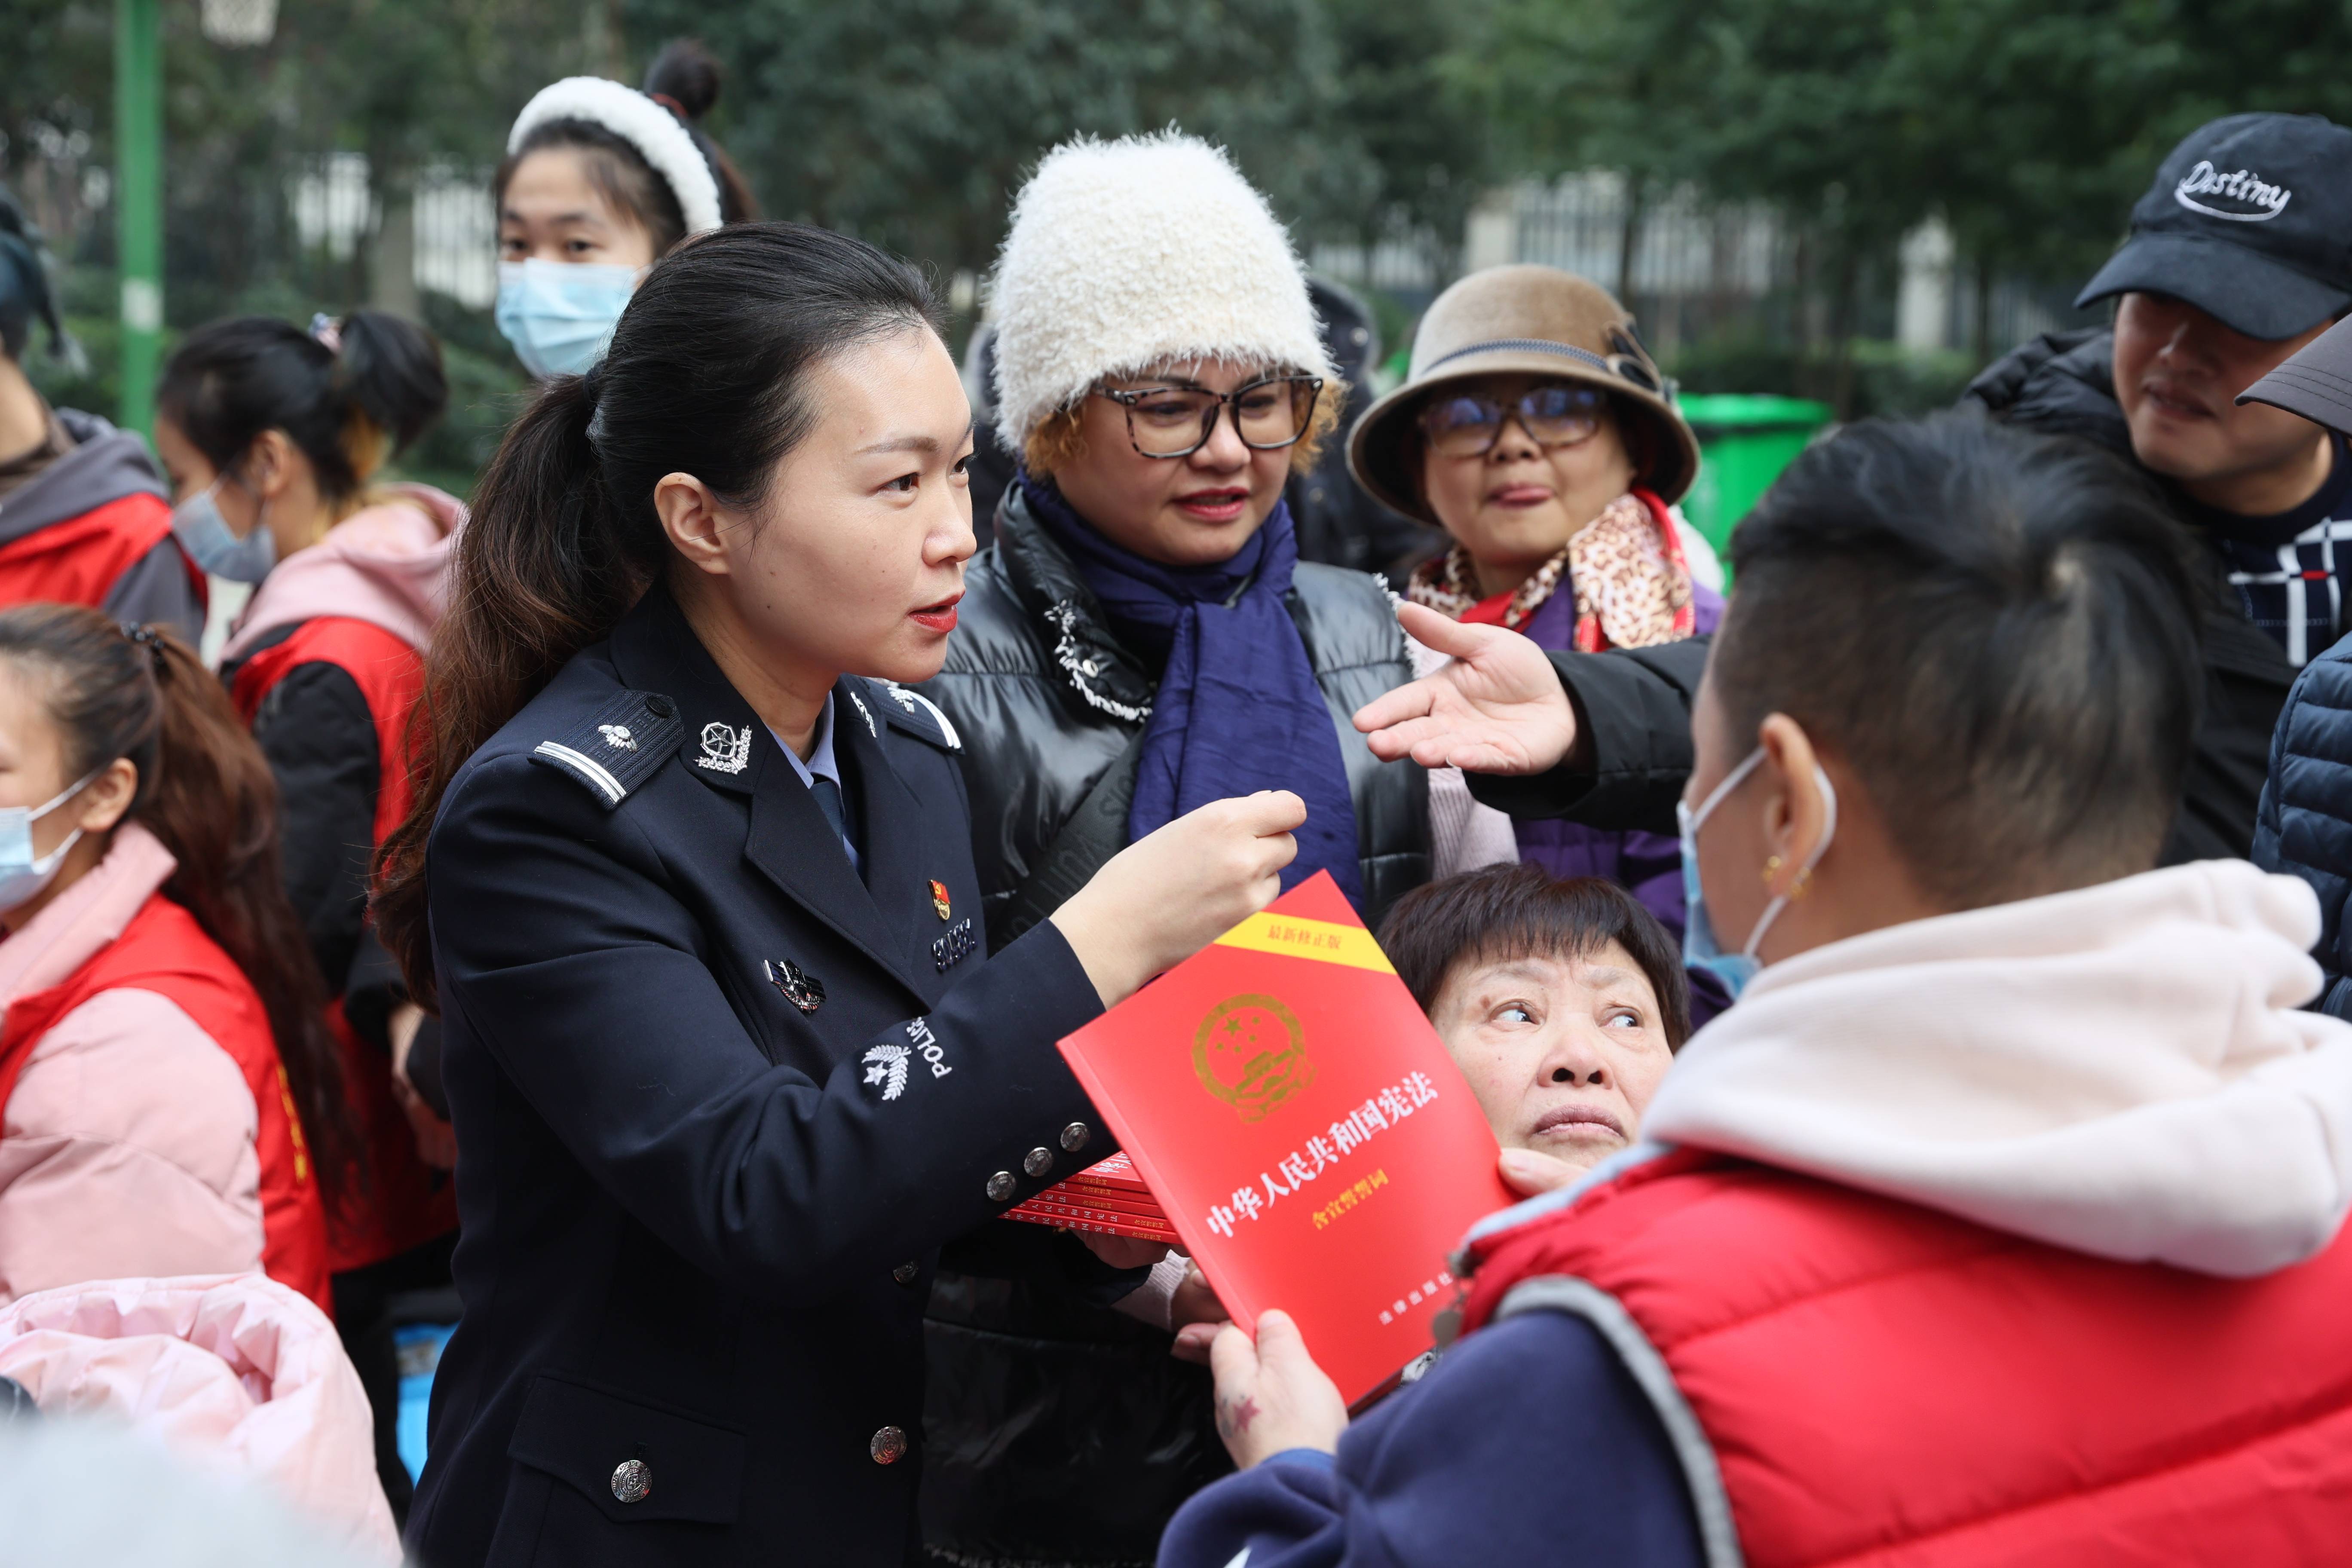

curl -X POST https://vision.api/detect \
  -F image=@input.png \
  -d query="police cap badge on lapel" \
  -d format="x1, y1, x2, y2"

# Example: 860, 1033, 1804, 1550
929, 880, 952, 922
765, 958, 825, 1014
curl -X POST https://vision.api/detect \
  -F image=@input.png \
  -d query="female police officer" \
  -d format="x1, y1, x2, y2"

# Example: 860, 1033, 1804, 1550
371, 223, 1305, 1566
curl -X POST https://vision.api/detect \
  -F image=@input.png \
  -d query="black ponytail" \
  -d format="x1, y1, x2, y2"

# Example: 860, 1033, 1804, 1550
156, 310, 449, 504
375, 222, 940, 1000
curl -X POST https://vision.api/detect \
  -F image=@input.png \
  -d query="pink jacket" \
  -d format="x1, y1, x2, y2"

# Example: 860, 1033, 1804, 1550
0, 824, 266, 1304
220, 483, 461, 664
0, 1273, 400, 1561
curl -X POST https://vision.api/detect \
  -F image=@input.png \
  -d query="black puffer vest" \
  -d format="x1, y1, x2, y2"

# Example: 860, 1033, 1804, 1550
912, 484, 1429, 1565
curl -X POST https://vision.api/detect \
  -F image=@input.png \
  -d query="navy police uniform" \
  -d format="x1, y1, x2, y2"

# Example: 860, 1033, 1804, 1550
404, 585, 1112, 1566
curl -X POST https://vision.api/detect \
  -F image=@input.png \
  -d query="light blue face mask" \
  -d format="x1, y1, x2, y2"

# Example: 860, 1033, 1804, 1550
494, 259, 641, 379
1676, 746, 1839, 998
0, 768, 102, 914
172, 477, 277, 585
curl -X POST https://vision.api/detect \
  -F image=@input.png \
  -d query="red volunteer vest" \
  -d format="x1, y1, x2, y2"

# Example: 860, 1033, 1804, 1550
1460, 1148, 2352, 1567
232, 616, 454, 1274
0, 492, 205, 618
0, 890, 331, 1312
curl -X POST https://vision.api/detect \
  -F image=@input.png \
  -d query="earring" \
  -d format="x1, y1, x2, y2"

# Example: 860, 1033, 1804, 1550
1789, 865, 1813, 900
1761, 854, 1785, 886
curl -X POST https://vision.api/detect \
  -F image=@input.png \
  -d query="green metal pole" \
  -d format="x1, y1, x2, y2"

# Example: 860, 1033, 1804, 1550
114, 0, 162, 437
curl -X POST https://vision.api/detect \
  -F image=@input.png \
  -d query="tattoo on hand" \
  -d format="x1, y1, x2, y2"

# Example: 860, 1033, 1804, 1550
1216, 1393, 1261, 1442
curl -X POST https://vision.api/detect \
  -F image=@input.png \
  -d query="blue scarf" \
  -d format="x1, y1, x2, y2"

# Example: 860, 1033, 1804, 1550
1021, 475, 1365, 908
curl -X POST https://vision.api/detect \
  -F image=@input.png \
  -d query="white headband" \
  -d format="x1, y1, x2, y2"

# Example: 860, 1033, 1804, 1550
506, 77, 723, 238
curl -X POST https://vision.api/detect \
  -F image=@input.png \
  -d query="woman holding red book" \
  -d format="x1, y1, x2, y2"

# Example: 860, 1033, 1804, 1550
1167, 415, 2352, 1567
371, 221, 1301, 1568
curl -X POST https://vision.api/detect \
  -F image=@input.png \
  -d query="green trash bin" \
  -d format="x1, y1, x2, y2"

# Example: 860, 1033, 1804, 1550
1676, 395, 1834, 563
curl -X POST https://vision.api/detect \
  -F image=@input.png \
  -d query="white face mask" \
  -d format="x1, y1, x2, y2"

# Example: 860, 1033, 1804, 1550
1676, 746, 1839, 998
0, 768, 102, 914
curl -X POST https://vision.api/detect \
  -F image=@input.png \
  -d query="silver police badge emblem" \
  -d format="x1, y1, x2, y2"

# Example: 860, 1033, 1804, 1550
696, 721, 751, 775
597, 723, 637, 751
861, 1042, 911, 1100
764, 958, 825, 1014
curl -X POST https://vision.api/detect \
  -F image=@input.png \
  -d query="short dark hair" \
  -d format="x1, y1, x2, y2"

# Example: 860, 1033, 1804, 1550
1378, 864, 1692, 1049
1718, 412, 2204, 907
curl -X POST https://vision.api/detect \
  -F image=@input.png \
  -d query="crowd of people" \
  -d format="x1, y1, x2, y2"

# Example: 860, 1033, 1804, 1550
0, 42, 2349, 1565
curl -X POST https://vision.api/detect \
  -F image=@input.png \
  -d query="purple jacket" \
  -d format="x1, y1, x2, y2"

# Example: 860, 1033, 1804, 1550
1512, 582, 1728, 1022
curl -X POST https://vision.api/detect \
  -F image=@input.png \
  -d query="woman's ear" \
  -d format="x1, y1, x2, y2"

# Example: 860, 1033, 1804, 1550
244, 429, 298, 502
654, 471, 735, 579
1756, 712, 1830, 897
74, 756, 138, 837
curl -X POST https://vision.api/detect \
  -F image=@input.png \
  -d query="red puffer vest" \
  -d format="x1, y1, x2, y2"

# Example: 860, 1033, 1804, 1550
1457, 1147, 2352, 1567
233, 616, 453, 1275
0, 890, 331, 1311
0, 493, 202, 613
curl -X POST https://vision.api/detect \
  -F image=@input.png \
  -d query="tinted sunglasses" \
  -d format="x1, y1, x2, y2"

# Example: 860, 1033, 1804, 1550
1417, 383, 1611, 457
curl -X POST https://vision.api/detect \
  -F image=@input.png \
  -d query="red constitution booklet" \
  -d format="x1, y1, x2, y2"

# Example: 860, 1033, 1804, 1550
1052, 870, 1511, 1405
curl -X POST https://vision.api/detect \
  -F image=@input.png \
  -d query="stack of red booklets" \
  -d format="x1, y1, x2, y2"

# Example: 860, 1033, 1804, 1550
1018, 870, 1512, 1406
1007, 1151, 1176, 1243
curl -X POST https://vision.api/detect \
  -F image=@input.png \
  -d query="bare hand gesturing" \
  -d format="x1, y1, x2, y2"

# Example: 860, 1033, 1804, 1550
1353, 603, 1581, 775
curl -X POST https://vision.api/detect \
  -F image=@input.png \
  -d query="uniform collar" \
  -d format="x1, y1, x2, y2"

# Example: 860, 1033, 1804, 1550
768, 693, 844, 793
608, 584, 933, 998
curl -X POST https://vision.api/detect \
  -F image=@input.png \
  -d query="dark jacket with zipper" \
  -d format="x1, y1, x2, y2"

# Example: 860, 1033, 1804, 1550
910, 484, 1430, 1566
1485, 331, 2287, 867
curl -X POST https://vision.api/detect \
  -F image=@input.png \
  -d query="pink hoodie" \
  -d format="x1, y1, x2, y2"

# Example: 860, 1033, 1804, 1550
0, 824, 269, 1303
0, 1273, 400, 1561
219, 482, 462, 664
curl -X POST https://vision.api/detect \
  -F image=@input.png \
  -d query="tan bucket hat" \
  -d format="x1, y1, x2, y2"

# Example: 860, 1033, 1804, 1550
1347, 264, 1701, 521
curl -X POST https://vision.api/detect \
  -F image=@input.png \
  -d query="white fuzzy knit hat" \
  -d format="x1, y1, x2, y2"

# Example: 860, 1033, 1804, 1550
988, 131, 1336, 452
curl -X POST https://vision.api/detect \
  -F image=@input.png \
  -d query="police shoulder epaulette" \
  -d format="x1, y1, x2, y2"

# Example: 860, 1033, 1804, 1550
862, 678, 963, 752
529, 689, 686, 808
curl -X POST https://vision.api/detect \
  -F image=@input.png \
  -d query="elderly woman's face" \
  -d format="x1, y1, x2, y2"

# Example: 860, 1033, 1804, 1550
1049, 358, 1302, 567
1416, 374, 1636, 591
1430, 939, 1674, 1171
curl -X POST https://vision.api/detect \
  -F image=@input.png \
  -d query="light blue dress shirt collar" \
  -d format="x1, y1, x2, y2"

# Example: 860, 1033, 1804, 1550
767, 694, 859, 871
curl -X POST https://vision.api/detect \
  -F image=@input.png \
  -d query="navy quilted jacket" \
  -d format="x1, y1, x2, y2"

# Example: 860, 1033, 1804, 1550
2254, 636, 2352, 1017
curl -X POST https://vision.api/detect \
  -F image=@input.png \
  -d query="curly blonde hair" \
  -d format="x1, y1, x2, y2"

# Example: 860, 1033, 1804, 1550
1023, 373, 1344, 479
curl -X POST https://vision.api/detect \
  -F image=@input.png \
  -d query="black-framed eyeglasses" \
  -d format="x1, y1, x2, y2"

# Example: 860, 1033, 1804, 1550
1418, 383, 1611, 458
1093, 376, 1325, 459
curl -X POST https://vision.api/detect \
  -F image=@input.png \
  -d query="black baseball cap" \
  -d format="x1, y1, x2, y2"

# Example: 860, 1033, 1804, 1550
2076, 112, 2352, 340
2238, 314, 2352, 433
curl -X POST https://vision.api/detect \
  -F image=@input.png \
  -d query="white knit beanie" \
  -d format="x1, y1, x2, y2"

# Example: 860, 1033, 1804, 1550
988, 131, 1336, 453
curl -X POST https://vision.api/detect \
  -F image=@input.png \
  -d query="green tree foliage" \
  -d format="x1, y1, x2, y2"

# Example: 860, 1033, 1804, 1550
624, 0, 1385, 285
1456, 0, 2352, 291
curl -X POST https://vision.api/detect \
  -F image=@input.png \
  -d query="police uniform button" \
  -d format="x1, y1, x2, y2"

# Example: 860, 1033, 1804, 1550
611, 1458, 652, 1503
643, 693, 674, 717
892, 1260, 920, 1285
986, 1170, 1016, 1202
1059, 1121, 1090, 1153
870, 1425, 909, 1465
1023, 1146, 1053, 1178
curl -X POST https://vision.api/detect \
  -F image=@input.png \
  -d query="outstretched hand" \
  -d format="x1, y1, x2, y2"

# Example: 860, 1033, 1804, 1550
1208, 1309, 1348, 1469
1354, 603, 1580, 775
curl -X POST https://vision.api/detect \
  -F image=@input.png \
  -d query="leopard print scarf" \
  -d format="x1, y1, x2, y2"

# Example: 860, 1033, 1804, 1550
1407, 490, 1696, 650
